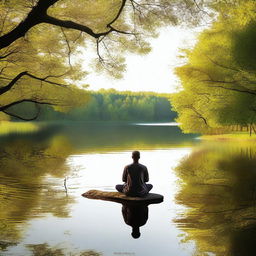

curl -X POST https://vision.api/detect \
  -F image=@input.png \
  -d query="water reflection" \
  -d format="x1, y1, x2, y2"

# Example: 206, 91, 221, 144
122, 203, 149, 239
57, 122, 197, 151
0, 122, 196, 255
27, 243, 101, 256
0, 127, 75, 249
175, 141, 256, 256
84, 193, 160, 239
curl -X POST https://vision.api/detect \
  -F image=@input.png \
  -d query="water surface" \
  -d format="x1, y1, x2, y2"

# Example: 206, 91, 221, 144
1, 122, 255, 255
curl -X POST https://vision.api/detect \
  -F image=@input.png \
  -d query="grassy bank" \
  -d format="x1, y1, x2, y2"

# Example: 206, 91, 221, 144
0, 121, 39, 135
201, 133, 256, 141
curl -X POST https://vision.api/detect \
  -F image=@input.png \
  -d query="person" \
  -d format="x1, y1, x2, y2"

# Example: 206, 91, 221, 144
115, 151, 153, 197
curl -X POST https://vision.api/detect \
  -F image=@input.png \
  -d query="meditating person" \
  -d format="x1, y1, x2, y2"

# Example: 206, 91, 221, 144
115, 151, 153, 197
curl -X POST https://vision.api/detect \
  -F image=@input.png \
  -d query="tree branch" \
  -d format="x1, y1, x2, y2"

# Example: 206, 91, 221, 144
0, 71, 28, 95
43, 14, 105, 38
205, 54, 240, 72
206, 84, 256, 96
61, 27, 72, 67
0, 99, 55, 112
0, 0, 59, 49
0, 48, 18, 59
183, 104, 208, 126
0, 71, 68, 96
192, 0, 209, 15
2, 103, 41, 121
0, 0, 131, 49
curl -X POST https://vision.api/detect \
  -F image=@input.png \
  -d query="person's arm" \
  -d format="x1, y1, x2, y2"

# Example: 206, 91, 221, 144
144, 167, 149, 182
122, 166, 128, 182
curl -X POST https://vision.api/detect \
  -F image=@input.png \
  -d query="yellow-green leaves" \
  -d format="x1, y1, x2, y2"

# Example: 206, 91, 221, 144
172, 0, 256, 134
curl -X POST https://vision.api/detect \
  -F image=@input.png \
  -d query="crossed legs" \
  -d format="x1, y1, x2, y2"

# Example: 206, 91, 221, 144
115, 184, 153, 193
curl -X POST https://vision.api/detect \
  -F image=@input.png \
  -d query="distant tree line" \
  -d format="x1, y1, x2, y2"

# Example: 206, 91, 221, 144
10, 89, 176, 122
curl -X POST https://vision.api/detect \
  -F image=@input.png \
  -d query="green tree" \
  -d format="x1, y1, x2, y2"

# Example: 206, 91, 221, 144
32, 90, 175, 122
171, 0, 256, 134
0, 0, 224, 121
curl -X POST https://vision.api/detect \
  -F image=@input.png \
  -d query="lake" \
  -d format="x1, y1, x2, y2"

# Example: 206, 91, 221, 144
1, 122, 256, 256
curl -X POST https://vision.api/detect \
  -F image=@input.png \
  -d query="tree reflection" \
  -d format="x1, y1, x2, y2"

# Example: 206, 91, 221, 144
0, 128, 75, 249
175, 142, 256, 256
27, 243, 102, 256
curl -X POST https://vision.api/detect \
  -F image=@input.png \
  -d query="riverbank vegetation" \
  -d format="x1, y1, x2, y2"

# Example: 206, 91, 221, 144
172, 0, 256, 135
201, 133, 256, 141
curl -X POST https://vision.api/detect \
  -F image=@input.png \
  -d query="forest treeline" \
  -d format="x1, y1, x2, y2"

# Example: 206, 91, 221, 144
10, 89, 176, 122
172, 0, 256, 135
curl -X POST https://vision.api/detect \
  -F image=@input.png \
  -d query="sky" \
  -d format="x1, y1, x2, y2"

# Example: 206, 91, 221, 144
82, 26, 200, 94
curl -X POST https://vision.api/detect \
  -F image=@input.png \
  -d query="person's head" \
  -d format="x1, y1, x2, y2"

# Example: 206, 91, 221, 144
131, 226, 141, 239
132, 151, 140, 162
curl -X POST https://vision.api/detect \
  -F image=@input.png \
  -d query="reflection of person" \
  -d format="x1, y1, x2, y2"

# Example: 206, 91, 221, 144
116, 151, 153, 197
122, 203, 148, 239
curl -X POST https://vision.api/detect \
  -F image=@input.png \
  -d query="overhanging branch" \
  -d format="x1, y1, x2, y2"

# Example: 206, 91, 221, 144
0, 99, 56, 112
0, 0, 130, 49
0, 71, 68, 96
2, 103, 41, 121
0, 0, 59, 49
0, 99, 56, 121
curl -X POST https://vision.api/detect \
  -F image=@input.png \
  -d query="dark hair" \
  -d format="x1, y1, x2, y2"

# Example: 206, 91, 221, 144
132, 151, 140, 159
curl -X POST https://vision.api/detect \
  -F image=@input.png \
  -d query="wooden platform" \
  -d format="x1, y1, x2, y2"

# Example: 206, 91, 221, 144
82, 190, 164, 204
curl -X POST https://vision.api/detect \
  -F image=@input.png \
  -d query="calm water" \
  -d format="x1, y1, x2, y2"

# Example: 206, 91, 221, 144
1, 122, 256, 256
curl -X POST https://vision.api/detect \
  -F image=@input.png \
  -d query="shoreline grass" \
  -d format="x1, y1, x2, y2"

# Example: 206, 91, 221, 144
201, 133, 256, 141
0, 121, 39, 135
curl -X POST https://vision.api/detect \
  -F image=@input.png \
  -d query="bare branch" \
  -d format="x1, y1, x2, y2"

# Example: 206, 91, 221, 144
96, 38, 104, 62
61, 27, 72, 67
106, 0, 127, 29
26, 72, 68, 87
192, 0, 210, 16
73, 31, 83, 43
183, 104, 209, 126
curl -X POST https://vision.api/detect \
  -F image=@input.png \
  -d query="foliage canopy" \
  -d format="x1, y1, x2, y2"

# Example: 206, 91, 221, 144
0, 0, 226, 121
172, 0, 256, 134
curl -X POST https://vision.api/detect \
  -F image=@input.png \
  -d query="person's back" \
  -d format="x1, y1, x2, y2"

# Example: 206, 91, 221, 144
122, 162, 149, 196
116, 151, 153, 197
